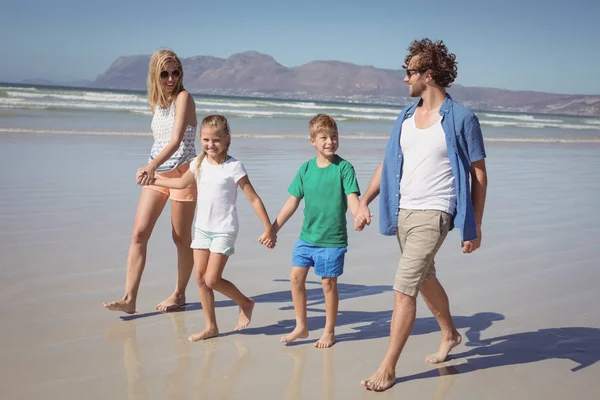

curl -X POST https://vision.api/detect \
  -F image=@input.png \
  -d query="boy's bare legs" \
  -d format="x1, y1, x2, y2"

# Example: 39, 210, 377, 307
315, 277, 338, 348
156, 199, 196, 312
104, 189, 168, 314
189, 249, 219, 341
204, 252, 255, 331
281, 267, 310, 343
361, 290, 416, 392
420, 277, 462, 363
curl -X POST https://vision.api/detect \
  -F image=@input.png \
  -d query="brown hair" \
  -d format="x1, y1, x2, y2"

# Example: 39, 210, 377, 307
195, 114, 231, 176
309, 114, 338, 139
147, 50, 185, 109
403, 39, 457, 88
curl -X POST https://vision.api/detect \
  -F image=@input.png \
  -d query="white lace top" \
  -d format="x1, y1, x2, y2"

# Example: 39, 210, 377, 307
149, 100, 197, 172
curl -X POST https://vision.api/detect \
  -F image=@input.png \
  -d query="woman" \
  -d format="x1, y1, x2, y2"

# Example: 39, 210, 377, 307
104, 50, 197, 314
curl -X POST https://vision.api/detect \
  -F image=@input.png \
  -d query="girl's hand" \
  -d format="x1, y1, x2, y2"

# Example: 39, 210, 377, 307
136, 165, 156, 186
258, 230, 277, 249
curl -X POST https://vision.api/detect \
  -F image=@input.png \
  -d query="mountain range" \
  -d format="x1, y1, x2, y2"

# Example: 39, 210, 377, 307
34, 51, 600, 116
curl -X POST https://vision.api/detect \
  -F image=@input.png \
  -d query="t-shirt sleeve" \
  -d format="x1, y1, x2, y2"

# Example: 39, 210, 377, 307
465, 115, 487, 163
341, 161, 361, 196
287, 166, 304, 199
189, 156, 201, 178
232, 161, 248, 183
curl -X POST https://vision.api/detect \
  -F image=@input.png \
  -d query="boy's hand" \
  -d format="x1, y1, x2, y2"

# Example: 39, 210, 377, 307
258, 230, 277, 249
354, 204, 372, 231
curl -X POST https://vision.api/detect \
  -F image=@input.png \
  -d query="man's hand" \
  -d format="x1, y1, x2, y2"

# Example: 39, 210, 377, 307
354, 203, 372, 231
461, 225, 482, 254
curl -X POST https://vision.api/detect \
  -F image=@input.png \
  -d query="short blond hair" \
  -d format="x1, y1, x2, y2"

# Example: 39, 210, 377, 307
147, 49, 184, 109
309, 114, 338, 138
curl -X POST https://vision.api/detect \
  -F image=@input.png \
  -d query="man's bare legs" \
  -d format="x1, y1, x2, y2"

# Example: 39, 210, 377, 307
281, 267, 310, 344
420, 277, 462, 363
315, 277, 338, 348
104, 189, 168, 314
156, 199, 196, 312
361, 290, 416, 392
189, 251, 255, 341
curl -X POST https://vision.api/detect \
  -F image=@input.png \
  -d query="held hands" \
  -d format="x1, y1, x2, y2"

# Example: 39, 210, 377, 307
354, 203, 373, 231
136, 165, 156, 186
258, 229, 277, 249
461, 225, 482, 254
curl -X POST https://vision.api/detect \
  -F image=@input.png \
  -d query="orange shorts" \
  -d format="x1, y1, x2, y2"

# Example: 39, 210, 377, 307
143, 162, 197, 202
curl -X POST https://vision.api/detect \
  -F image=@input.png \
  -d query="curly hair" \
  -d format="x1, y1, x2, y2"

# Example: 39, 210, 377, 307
403, 39, 458, 88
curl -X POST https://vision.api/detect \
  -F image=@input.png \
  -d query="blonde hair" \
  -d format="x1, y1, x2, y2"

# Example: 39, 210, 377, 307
147, 50, 184, 109
195, 114, 232, 176
309, 114, 338, 138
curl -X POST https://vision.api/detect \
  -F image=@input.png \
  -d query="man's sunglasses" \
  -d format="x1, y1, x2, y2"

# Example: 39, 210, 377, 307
160, 69, 181, 79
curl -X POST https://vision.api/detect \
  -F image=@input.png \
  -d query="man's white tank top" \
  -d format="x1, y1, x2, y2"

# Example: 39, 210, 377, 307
149, 100, 197, 172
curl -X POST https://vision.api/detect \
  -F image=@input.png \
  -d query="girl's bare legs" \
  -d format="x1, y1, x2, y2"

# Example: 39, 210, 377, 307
281, 267, 310, 344
156, 199, 196, 312
104, 188, 168, 314
189, 249, 219, 341
204, 252, 255, 330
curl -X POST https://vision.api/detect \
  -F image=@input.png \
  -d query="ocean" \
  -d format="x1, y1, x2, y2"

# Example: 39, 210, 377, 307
1, 83, 600, 143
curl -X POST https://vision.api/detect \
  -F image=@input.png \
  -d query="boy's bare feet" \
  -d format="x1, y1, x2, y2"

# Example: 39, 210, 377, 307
156, 293, 186, 312
314, 331, 336, 348
188, 327, 219, 342
103, 298, 136, 314
235, 299, 255, 330
360, 367, 396, 392
281, 326, 309, 344
426, 332, 462, 364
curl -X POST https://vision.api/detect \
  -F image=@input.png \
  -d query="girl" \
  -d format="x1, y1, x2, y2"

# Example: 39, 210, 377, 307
104, 50, 197, 314
147, 115, 276, 341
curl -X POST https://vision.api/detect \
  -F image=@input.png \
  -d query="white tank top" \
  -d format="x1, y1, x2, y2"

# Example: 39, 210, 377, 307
149, 99, 197, 172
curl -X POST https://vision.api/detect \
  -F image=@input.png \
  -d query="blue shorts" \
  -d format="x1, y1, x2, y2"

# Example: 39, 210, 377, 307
291, 239, 347, 278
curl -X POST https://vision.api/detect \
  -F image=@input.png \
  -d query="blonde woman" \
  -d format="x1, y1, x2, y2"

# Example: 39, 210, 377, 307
104, 50, 197, 314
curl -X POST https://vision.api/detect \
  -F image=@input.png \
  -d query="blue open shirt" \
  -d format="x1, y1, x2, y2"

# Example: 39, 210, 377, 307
379, 94, 486, 242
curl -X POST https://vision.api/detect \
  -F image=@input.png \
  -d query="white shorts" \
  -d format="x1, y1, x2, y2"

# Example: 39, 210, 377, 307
191, 228, 238, 256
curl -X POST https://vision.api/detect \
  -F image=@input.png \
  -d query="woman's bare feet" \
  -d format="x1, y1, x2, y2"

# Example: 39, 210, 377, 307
103, 298, 136, 314
426, 332, 462, 364
188, 327, 219, 342
281, 326, 309, 344
235, 299, 255, 330
156, 293, 186, 312
314, 331, 336, 348
360, 367, 397, 392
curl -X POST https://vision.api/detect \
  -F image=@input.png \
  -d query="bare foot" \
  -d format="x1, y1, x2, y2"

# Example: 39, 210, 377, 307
314, 331, 336, 348
235, 299, 255, 330
360, 368, 396, 392
281, 326, 309, 344
156, 293, 186, 312
103, 299, 136, 314
426, 332, 462, 364
188, 327, 219, 342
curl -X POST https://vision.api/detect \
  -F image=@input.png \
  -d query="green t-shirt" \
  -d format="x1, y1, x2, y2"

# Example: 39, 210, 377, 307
288, 155, 360, 247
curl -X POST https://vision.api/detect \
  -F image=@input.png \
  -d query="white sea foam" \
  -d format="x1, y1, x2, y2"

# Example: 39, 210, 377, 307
480, 119, 598, 131
480, 113, 561, 123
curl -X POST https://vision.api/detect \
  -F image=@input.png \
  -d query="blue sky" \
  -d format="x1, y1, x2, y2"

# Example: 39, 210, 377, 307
2, 0, 599, 94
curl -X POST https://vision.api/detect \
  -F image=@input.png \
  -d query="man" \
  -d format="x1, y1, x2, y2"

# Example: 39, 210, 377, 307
354, 38, 488, 392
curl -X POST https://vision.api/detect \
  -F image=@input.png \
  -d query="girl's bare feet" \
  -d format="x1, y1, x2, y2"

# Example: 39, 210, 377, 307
188, 327, 219, 342
103, 298, 136, 314
281, 326, 309, 344
314, 331, 336, 348
235, 299, 255, 330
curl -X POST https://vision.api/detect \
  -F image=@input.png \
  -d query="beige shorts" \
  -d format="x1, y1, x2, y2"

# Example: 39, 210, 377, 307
143, 162, 197, 202
394, 209, 451, 297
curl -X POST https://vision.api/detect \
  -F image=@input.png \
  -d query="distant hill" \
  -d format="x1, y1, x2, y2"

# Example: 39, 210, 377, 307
42, 51, 600, 116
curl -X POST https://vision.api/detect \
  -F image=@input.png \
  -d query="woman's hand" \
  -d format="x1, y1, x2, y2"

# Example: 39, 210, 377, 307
136, 165, 156, 186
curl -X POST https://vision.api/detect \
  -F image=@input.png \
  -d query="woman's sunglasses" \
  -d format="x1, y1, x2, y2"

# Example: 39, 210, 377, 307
160, 69, 181, 79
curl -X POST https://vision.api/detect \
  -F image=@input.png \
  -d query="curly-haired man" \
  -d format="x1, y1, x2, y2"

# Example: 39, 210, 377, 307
354, 38, 488, 392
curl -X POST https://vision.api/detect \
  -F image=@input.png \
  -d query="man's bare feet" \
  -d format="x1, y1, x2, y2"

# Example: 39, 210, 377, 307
103, 299, 136, 314
235, 299, 254, 330
156, 293, 186, 312
314, 331, 336, 348
360, 367, 397, 392
188, 327, 219, 342
426, 332, 462, 364
281, 326, 309, 344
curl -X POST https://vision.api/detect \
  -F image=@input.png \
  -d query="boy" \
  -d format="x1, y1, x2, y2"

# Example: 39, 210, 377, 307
272, 114, 360, 348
